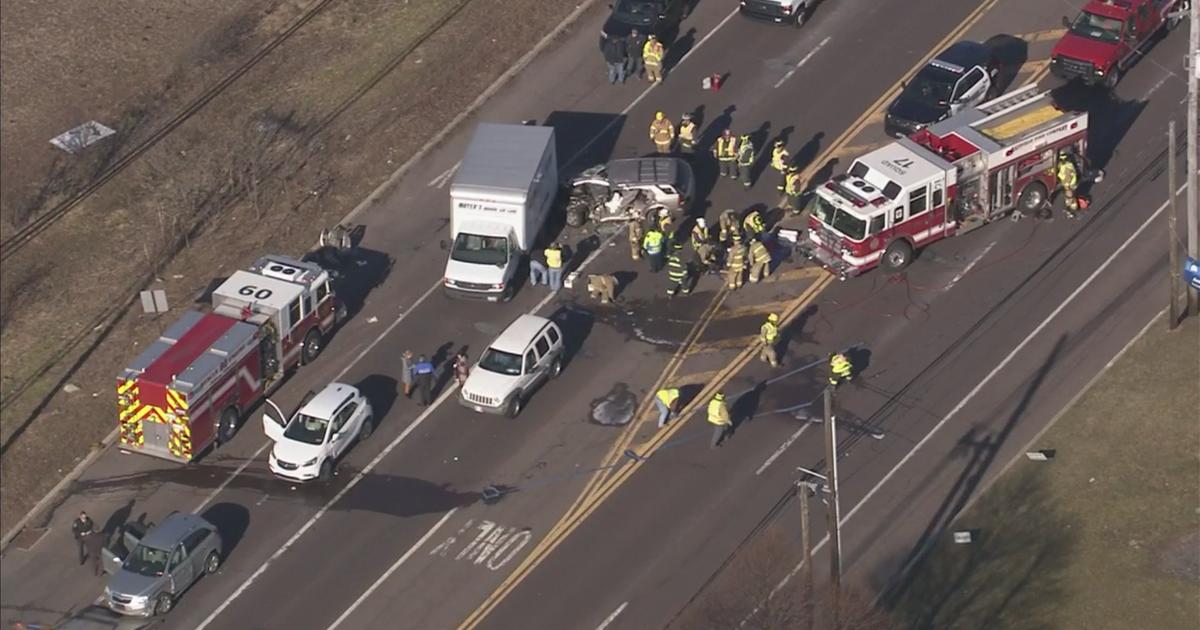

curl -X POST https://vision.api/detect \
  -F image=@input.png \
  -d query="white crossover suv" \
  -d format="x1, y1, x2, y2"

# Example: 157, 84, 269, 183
459, 314, 565, 417
262, 382, 373, 481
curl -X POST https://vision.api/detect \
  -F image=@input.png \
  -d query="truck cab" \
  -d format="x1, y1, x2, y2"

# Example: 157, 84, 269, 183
1051, 0, 1185, 88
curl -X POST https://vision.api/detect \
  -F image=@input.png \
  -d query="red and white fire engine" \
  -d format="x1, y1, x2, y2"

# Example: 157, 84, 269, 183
798, 84, 1091, 279
116, 254, 344, 462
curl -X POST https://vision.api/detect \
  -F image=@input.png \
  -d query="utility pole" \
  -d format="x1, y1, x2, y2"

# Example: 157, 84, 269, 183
1169, 121, 1182, 330
797, 481, 815, 630
822, 385, 843, 617
1187, 0, 1199, 317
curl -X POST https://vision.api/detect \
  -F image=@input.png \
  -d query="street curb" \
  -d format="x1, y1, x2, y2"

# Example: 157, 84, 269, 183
338, 0, 602, 226
0, 0, 603, 554
876, 307, 1170, 601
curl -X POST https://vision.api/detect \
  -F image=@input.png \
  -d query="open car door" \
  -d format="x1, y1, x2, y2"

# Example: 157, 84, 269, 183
261, 398, 288, 442
950, 66, 991, 113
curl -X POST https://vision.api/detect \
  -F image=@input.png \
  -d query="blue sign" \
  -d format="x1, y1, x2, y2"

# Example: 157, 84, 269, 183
1186, 257, 1200, 291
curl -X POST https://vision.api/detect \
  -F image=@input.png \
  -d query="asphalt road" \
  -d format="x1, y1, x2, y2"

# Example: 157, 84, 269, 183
0, 0, 1192, 628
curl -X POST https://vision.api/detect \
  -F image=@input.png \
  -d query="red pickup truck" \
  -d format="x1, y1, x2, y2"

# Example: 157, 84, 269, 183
1050, 0, 1187, 88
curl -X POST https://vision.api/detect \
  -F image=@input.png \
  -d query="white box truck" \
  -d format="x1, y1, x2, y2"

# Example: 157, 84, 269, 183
442, 123, 558, 302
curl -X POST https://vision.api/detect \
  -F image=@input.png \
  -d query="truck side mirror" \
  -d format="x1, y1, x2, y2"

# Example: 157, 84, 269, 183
439, 239, 449, 251
1060, 15, 1070, 28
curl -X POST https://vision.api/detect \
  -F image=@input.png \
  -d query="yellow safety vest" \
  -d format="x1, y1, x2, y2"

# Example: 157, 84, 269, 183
643, 41, 664, 64
744, 212, 764, 233
737, 139, 755, 166
830, 354, 851, 376
1056, 161, 1077, 188
545, 247, 563, 268
679, 121, 695, 142
761, 321, 778, 343
657, 388, 680, 406
785, 172, 803, 195
643, 230, 664, 254
707, 398, 731, 425
772, 146, 789, 171
716, 136, 737, 160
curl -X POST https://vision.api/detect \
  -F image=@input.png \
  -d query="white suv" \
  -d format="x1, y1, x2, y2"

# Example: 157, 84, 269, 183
262, 382, 373, 482
459, 314, 565, 417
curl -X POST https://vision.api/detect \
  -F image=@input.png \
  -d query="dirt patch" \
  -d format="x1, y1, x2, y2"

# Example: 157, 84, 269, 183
885, 314, 1200, 630
0, 0, 586, 535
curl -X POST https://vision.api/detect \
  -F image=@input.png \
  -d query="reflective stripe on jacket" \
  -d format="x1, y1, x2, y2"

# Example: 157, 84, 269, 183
715, 136, 737, 160
830, 354, 851, 376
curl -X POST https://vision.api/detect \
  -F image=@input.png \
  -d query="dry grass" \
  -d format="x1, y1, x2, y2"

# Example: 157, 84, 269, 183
0, 0, 582, 535
885, 314, 1200, 630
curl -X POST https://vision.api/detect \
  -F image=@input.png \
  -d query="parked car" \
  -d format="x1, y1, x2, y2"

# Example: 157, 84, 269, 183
599, 0, 690, 47
738, 0, 814, 27
102, 513, 223, 617
566, 157, 694, 227
262, 382, 374, 482
459, 314, 565, 417
884, 40, 999, 138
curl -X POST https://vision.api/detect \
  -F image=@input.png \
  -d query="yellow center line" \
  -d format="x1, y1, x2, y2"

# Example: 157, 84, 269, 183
686, 335, 760, 356
665, 368, 722, 388
765, 265, 827, 284
1015, 28, 1066, 44
716, 298, 796, 319
456, 0, 1005, 626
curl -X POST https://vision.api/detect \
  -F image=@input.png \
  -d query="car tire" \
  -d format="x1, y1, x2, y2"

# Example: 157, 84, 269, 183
1017, 182, 1048, 213
154, 593, 175, 616
204, 551, 222, 575
359, 417, 373, 442
550, 357, 563, 379
318, 459, 334, 482
216, 407, 239, 445
566, 202, 588, 228
301, 329, 323, 365
500, 285, 514, 303
881, 239, 914, 273
794, 5, 807, 27
1103, 66, 1121, 90
504, 394, 523, 418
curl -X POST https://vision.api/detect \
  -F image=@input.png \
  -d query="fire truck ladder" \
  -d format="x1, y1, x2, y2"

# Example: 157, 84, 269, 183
974, 84, 1047, 122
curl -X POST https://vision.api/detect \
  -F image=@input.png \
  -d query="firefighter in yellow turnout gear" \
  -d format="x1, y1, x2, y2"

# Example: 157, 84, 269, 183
677, 113, 696, 154
628, 218, 644, 261
708, 392, 733, 448
742, 208, 765, 238
737, 134, 755, 189
759, 313, 781, 367
714, 129, 738, 179
725, 232, 746, 290
666, 243, 693, 297
718, 208, 740, 244
650, 111, 675, 155
829, 352, 853, 386
771, 139, 790, 191
643, 34, 665, 83
748, 237, 772, 283
1056, 151, 1079, 215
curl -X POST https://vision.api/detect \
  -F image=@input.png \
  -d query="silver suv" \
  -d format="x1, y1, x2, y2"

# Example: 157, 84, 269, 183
566, 157, 694, 227
103, 513, 223, 617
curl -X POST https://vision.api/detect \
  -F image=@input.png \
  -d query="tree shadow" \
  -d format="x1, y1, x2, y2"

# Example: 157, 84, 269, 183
878, 336, 1071, 629
664, 28, 698, 75
549, 303, 596, 367
731, 381, 767, 427
983, 34, 1029, 96
303, 242, 393, 320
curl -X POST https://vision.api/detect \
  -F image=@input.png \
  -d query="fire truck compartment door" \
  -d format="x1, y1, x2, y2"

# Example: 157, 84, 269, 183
262, 398, 287, 442
144, 422, 172, 450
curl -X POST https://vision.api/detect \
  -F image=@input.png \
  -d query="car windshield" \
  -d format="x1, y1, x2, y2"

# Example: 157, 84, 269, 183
478, 348, 523, 376
613, 0, 663, 24
123, 544, 169, 577
284, 413, 329, 445
1069, 11, 1123, 43
902, 66, 958, 105
811, 196, 867, 241
451, 233, 508, 266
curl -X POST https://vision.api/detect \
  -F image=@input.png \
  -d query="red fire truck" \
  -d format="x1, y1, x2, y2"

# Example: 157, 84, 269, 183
798, 85, 1090, 279
116, 254, 344, 462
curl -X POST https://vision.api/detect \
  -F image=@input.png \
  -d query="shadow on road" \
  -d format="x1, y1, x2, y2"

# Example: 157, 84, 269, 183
201, 502, 250, 557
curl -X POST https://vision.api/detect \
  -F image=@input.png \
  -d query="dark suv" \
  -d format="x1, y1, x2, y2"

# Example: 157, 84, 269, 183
884, 41, 999, 138
599, 0, 689, 46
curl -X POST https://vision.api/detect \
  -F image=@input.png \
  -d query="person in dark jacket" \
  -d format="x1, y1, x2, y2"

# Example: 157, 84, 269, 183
71, 511, 96, 565
413, 355, 435, 406
603, 35, 627, 84
625, 28, 647, 79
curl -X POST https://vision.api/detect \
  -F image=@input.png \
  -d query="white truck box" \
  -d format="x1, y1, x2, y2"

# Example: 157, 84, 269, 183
443, 124, 558, 302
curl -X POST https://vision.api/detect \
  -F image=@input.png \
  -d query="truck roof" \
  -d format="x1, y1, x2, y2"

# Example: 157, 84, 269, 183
120, 310, 260, 396
1081, 0, 1135, 18
912, 86, 1086, 162
453, 123, 555, 197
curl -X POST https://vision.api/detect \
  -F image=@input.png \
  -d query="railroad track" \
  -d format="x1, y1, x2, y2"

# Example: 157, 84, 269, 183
0, 0, 345, 262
